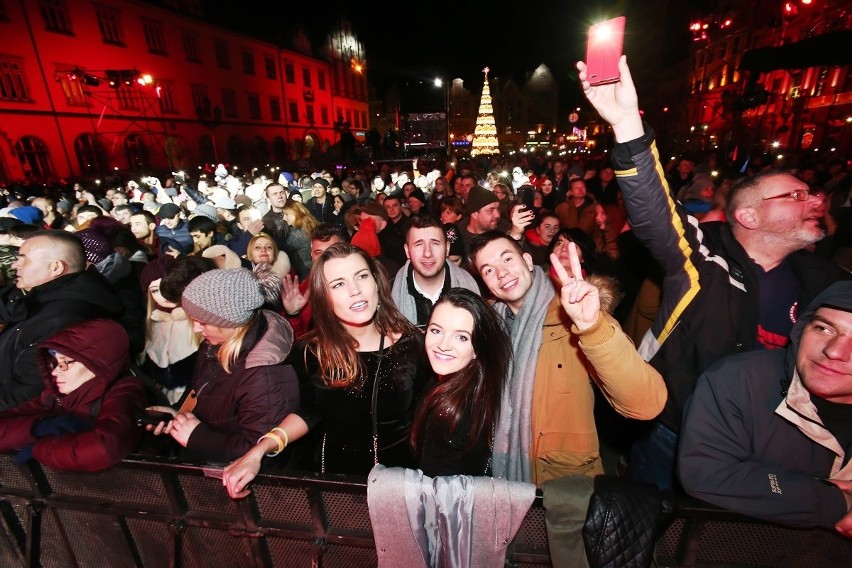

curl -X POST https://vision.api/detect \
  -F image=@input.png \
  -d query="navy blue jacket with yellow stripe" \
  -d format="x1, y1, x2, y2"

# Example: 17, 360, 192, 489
611, 125, 849, 432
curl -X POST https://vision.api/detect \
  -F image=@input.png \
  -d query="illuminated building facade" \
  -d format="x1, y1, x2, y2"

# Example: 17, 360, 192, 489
686, 0, 852, 159
0, 0, 368, 180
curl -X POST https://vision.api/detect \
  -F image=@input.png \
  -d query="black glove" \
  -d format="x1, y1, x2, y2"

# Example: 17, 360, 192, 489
32, 414, 92, 438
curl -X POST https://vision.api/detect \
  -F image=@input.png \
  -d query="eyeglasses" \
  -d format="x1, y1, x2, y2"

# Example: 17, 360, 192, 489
762, 189, 810, 202
49, 356, 78, 372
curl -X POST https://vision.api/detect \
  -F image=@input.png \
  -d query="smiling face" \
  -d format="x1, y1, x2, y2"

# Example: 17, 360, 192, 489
426, 302, 476, 378
797, 307, 852, 404
323, 253, 379, 329
472, 236, 535, 313
405, 226, 448, 280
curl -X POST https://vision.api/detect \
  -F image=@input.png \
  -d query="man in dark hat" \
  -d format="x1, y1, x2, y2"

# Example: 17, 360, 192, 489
306, 177, 333, 223
154, 203, 193, 255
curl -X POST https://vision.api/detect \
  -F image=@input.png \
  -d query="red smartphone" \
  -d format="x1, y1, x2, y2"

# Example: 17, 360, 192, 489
585, 16, 626, 86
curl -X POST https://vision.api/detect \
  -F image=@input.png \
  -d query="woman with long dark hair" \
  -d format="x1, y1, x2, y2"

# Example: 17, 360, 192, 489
223, 243, 428, 497
411, 288, 511, 476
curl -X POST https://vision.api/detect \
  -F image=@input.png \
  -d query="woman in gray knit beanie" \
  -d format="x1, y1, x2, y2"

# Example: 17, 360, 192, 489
146, 266, 301, 462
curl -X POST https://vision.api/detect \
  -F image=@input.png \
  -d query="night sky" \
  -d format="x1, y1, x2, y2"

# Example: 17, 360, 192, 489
204, 0, 707, 115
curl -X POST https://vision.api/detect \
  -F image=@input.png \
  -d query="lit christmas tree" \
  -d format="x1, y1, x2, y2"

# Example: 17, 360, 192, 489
470, 67, 499, 157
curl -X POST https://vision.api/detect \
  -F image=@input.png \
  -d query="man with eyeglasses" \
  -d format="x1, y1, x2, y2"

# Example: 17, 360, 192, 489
577, 55, 850, 490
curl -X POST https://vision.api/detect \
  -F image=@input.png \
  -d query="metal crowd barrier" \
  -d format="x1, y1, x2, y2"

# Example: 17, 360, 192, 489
0, 453, 850, 567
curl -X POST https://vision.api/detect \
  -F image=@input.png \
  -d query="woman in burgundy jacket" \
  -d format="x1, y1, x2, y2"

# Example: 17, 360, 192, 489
0, 319, 145, 472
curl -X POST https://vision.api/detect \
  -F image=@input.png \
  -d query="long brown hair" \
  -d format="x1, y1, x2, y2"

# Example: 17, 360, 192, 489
304, 243, 416, 387
410, 288, 511, 456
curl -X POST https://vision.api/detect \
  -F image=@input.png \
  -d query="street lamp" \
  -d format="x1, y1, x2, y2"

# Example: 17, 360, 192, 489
435, 78, 450, 157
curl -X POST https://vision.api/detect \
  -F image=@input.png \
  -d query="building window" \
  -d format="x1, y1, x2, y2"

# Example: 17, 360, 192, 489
241, 49, 255, 75
214, 40, 230, 70
305, 104, 314, 124
158, 81, 177, 114
269, 96, 281, 121
57, 69, 85, 105
302, 68, 312, 88
74, 133, 107, 175
116, 86, 137, 110
264, 55, 276, 80
95, 5, 124, 46
38, 0, 73, 34
221, 88, 237, 117
182, 31, 201, 63
125, 134, 148, 169
320, 106, 329, 125
0, 57, 31, 102
15, 136, 53, 178
288, 101, 299, 123
142, 19, 167, 55
190, 83, 209, 113
247, 93, 260, 119
318, 70, 326, 91
284, 62, 295, 83
361, 110, 367, 129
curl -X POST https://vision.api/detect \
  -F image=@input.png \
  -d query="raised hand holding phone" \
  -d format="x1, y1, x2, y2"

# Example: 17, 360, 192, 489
585, 16, 626, 86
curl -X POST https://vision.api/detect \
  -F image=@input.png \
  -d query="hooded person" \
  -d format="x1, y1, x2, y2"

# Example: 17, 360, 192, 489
0, 319, 145, 472
679, 281, 852, 533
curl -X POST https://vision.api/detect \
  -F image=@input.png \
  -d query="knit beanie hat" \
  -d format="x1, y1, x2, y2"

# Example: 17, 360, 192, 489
465, 186, 499, 214
408, 188, 427, 205
77, 228, 113, 264
350, 216, 381, 258
193, 202, 219, 222
181, 268, 265, 328
9, 205, 44, 225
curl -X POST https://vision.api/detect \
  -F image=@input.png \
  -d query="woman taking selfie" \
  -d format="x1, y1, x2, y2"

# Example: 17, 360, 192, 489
223, 243, 428, 498
411, 288, 511, 476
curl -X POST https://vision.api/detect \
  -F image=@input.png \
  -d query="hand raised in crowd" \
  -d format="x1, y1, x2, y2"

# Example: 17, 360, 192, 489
247, 218, 264, 236
165, 246, 181, 258
281, 274, 309, 316
222, 444, 267, 499
550, 242, 600, 331
576, 55, 644, 142
164, 412, 201, 447
509, 203, 535, 238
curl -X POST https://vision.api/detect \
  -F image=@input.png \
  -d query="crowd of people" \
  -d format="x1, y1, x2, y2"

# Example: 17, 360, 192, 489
0, 56, 850, 565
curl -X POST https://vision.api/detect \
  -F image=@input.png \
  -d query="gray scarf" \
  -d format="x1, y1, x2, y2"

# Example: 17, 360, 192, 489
491, 266, 554, 482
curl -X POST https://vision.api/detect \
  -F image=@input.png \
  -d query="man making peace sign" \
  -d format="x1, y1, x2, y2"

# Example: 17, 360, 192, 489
468, 230, 665, 567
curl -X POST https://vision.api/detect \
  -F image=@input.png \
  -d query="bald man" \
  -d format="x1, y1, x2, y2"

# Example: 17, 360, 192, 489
0, 231, 120, 410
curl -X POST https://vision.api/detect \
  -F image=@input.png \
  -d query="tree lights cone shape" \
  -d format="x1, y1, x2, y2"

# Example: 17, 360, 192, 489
471, 67, 499, 157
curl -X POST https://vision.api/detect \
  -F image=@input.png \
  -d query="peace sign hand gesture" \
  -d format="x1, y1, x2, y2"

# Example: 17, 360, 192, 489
550, 242, 600, 331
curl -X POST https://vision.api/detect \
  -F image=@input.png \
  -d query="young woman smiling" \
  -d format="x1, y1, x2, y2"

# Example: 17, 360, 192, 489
411, 288, 511, 476
223, 243, 429, 497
